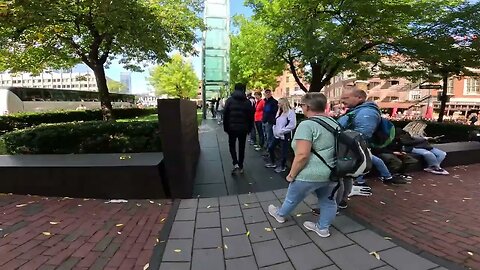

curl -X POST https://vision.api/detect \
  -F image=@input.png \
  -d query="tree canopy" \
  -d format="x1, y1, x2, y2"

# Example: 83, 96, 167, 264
245, 0, 465, 92
149, 54, 198, 99
0, 0, 202, 119
230, 15, 284, 91
107, 79, 127, 93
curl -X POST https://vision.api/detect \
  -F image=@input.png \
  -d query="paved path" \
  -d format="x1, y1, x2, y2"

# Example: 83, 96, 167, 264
348, 165, 480, 270
0, 194, 172, 269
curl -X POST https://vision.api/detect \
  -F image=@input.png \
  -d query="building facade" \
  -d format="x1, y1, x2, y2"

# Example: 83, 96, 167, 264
120, 72, 132, 93
0, 70, 98, 91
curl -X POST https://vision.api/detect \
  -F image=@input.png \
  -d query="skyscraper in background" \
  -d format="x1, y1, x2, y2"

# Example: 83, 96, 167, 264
120, 72, 132, 93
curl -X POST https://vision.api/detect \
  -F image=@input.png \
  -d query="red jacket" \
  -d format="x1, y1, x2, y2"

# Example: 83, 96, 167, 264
255, 99, 265, 122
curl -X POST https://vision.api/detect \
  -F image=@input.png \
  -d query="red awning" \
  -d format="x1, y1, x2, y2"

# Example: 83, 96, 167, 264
376, 102, 415, 109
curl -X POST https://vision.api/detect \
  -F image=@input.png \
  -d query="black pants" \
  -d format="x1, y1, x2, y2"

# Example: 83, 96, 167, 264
255, 121, 264, 147
228, 131, 247, 168
377, 153, 419, 174
268, 138, 289, 167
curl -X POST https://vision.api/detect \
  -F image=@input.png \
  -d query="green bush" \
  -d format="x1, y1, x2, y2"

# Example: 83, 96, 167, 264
0, 108, 157, 134
2, 120, 161, 154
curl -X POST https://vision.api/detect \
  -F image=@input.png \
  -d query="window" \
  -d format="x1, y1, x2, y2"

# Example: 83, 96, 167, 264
466, 78, 480, 94
411, 94, 421, 100
447, 79, 454, 94
286, 87, 290, 96
286, 76, 290, 83
390, 80, 399, 85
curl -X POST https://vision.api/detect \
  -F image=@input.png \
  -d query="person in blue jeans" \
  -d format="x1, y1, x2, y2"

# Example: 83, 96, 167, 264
269, 93, 337, 238
262, 89, 278, 152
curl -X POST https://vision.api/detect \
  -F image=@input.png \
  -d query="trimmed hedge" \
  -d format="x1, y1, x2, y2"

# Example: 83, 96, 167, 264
0, 108, 157, 134
2, 120, 161, 154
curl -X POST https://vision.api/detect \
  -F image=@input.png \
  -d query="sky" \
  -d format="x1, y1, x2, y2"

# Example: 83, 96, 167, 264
96, 1, 253, 95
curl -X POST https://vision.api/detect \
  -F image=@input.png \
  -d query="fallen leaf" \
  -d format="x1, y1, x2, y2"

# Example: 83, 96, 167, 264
206, 205, 211, 209
143, 263, 149, 270
417, 194, 423, 196
136, 203, 141, 207
83, 198, 90, 201
224, 244, 228, 249
106, 199, 128, 203
42, 232, 52, 236
384, 237, 392, 240
265, 227, 272, 232
369, 251, 381, 260
296, 214, 302, 217
422, 209, 431, 212
430, 184, 437, 187
246, 231, 250, 237
434, 200, 438, 203
380, 201, 386, 205
77, 204, 82, 207
411, 222, 417, 225
225, 227, 230, 232
49, 221, 60, 225
463, 197, 472, 200
156, 238, 159, 243
244, 204, 249, 207
446, 220, 450, 223
149, 200, 154, 204
160, 218, 166, 223
157, 203, 162, 206
115, 224, 124, 227
467, 251, 474, 256
2, 233, 9, 238
16, 204, 27, 208
174, 249, 181, 253
117, 232, 122, 235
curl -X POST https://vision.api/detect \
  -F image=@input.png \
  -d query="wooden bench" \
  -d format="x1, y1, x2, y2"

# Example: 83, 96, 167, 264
0, 153, 168, 199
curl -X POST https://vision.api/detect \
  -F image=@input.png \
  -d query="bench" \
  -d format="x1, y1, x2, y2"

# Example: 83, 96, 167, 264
0, 153, 168, 199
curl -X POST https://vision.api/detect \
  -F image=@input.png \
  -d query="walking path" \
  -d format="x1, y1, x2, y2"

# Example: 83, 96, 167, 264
158, 120, 446, 270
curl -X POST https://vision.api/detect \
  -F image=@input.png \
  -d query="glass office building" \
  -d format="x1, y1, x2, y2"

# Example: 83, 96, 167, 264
202, 0, 230, 115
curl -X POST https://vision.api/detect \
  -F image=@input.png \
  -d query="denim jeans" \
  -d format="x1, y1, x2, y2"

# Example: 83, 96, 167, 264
278, 181, 337, 230
411, 147, 446, 168
268, 138, 289, 167
356, 155, 392, 184
262, 122, 274, 149
249, 126, 256, 143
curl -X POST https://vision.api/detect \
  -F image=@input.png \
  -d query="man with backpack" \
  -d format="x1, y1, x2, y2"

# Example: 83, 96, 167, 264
262, 89, 278, 154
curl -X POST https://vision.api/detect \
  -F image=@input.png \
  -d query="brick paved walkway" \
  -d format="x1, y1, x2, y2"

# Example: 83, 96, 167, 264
0, 194, 172, 269
347, 165, 480, 270
159, 192, 444, 270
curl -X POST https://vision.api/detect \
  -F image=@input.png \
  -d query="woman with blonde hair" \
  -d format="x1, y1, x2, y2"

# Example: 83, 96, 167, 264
265, 98, 296, 173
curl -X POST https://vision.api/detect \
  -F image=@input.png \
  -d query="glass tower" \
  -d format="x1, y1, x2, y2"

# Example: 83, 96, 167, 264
202, 0, 230, 117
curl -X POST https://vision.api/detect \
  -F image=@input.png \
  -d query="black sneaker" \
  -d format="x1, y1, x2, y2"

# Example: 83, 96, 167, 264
312, 208, 320, 216
381, 176, 407, 184
353, 182, 370, 188
338, 200, 348, 209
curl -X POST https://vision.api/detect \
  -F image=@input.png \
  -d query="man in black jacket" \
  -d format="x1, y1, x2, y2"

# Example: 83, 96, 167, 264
224, 83, 255, 174
262, 89, 278, 152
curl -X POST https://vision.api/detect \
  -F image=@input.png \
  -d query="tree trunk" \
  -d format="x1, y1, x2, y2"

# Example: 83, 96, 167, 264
92, 64, 114, 120
437, 74, 448, 123
287, 59, 308, 92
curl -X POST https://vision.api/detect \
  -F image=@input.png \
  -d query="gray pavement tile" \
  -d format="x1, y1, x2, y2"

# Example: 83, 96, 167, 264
260, 200, 282, 213
220, 205, 243, 219
226, 256, 258, 270
246, 222, 277, 243
222, 217, 247, 236
373, 266, 396, 270
317, 265, 341, 270
259, 262, 295, 270
379, 247, 438, 270
219, 195, 240, 206
179, 199, 198, 209
273, 189, 288, 199
197, 206, 220, 213
252, 239, 289, 268
275, 225, 311, 248
194, 184, 228, 197
266, 215, 296, 228
243, 207, 268, 224
169, 221, 195, 239
255, 191, 277, 202
196, 212, 220, 228
162, 239, 193, 262
325, 244, 385, 270
198, 197, 220, 208
241, 202, 261, 209
191, 248, 225, 270
223, 235, 253, 259
175, 208, 196, 221
195, 176, 225, 184
307, 227, 354, 251
199, 148, 221, 161
159, 262, 190, 270
347, 230, 397, 252
238, 193, 259, 204
332, 215, 366, 234
292, 212, 317, 232
291, 202, 312, 215
431, 268, 448, 270
193, 228, 222, 249
285, 243, 333, 270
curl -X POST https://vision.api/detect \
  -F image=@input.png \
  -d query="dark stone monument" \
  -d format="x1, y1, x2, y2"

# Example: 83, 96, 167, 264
157, 99, 200, 198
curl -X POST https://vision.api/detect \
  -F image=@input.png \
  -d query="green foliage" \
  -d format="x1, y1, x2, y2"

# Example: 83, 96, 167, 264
149, 54, 199, 99
246, 0, 465, 92
2, 120, 161, 154
0, 108, 156, 134
230, 15, 284, 90
107, 79, 127, 93
0, 0, 203, 118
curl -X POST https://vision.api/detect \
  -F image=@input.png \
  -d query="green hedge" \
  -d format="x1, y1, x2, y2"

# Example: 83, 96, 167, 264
2, 120, 161, 154
0, 108, 157, 134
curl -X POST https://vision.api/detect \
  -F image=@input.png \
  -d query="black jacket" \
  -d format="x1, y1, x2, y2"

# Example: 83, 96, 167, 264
262, 97, 278, 124
223, 90, 254, 133
373, 128, 432, 155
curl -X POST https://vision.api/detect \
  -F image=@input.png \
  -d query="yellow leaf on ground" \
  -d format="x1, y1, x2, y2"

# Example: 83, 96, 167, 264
369, 251, 381, 260
296, 214, 302, 217
116, 224, 124, 227
49, 221, 60, 225
117, 232, 122, 235
422, 209, 431, 212
224, 244, 228, 249
16, 204, 27, 208
265, 228, 272, 232
225, 227, 230, 232
206, 205, 211, 209
467, 251, 474, 256
42, 232, 52, 236
143, 263, 149, 270
246, 231, 250, 237
174, 249, 181, 253
160, 218, 166, 223
149, 200, 154, 204
384, 237, 392, 240
136, 203, 141, 207
380, 201, 386, 205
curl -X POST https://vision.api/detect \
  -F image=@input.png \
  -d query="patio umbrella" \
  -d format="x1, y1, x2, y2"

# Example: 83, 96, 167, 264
424, 105, 434, 119
392, 107, 398, 117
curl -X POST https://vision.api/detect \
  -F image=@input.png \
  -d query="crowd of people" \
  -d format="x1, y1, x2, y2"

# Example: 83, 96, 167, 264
219, 84, 449, 238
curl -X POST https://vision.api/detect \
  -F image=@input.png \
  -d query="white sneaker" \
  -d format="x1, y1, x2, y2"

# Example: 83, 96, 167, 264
303, 221, 330, 238
268, 205, 285, 223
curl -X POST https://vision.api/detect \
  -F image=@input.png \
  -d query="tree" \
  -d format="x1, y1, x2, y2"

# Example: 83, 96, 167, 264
379, 2, 480, 122
149, 54, 198, 99
107, 79, 127, 93
0, 0, 202, 119
230, 15, 284, 91
246, 0, 464, 92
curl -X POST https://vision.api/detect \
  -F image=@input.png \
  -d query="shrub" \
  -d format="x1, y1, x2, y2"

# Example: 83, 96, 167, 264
2, 120, 161, 154
0, 108, 157, 134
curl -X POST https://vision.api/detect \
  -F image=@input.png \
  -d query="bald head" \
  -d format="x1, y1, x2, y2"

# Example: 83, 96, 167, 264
341, 88, 367, 108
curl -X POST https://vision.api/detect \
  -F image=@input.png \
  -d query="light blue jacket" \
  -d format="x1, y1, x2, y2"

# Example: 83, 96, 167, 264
337, 101, 381, 141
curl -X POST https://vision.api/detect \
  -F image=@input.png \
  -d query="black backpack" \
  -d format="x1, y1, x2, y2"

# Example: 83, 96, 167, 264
307, 117, 372, 181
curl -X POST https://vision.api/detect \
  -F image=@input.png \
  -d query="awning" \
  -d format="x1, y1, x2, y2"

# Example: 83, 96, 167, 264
376, 102, 415, 109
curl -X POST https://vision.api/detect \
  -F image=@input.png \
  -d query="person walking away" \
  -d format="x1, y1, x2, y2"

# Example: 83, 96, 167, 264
247, 93, 257, 145
469, 112, 478, 126
265, 98, 296, 173
223, 84, 255, 174
253, 91, 265, 151
216, 97, 226, 124
262, 89, 278, 155
268, 93, 338, 238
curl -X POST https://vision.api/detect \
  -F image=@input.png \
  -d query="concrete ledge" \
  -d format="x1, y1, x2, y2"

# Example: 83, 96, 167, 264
433, 141, 480, 167
0, 153, 168, 199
